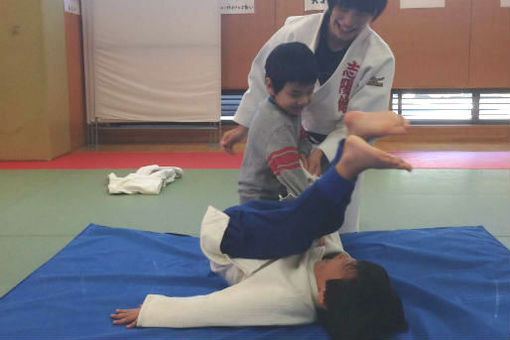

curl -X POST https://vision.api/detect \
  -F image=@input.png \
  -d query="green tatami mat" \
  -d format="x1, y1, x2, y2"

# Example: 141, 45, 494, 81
360, 169, 510, 248
0, 169, 239, 237
0, 235, 74, 297
1, 168, 509, 297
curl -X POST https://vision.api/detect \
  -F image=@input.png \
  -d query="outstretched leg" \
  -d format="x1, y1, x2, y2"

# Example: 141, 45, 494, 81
335, 135, 412, 180
343, 110, 408, 141
220, 136, 412, 260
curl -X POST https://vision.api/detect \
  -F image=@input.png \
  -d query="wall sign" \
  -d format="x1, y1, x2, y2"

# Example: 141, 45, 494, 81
220, 0, 254, 14
305, 0, 327, 12
64, 0, 80, 15
400, 0, 445, 9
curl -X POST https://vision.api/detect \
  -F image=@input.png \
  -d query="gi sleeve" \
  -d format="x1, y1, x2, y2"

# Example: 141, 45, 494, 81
266, 126, 310, 198
136, 272, 315, 328
318, 56, 395, 161
233, 28, 288, 128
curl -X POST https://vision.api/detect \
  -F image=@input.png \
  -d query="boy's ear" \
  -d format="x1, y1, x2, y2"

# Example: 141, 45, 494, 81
265, 77, 275, 96
318, 288, 327, 309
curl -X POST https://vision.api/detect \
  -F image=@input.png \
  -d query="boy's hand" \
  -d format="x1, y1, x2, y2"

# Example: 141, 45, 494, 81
221, 125, 248, 155
299, 153, 309, 170
111, 307, 140, 329
305, 149, 323, 176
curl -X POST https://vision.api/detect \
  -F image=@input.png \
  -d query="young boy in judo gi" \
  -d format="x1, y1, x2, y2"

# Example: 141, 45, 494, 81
111, 117, 411, 340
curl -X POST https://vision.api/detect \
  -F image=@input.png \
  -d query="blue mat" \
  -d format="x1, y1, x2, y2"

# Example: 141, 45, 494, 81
0, 224, 509, 339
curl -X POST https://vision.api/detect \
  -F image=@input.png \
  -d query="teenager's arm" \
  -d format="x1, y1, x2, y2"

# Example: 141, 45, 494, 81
233, 29, 289, 128
136, 275, 314, 328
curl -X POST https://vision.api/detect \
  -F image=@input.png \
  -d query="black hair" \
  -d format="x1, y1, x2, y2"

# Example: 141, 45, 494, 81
264, 42, 319, 94
317, 260, 408, 340
327, 0, 388, 20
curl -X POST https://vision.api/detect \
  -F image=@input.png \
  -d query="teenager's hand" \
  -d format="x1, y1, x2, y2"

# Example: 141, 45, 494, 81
111, 307, 140, 329
221, 125, 248, 155
305, 149, 323, 176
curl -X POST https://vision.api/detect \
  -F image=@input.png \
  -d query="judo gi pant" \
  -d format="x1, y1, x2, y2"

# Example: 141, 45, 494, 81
221, 140, 355, 259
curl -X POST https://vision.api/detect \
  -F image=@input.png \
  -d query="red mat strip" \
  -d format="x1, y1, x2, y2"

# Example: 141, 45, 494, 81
392, 151, 510, 170
0, 151, 508, 170
0, 152, 244, 170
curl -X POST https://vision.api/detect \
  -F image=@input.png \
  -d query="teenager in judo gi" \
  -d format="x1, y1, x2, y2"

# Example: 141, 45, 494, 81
221, 0, 394, 233
111, 131, 411, 340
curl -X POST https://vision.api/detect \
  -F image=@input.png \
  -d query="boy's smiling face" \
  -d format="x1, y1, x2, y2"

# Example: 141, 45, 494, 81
266, 78, 315, 116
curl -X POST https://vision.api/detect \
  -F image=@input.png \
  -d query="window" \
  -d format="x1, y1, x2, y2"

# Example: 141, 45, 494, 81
391, 90, 510, 124
392, 92, 472, 121
479, 93, 510, 121
221, 91, 244, 121
222, 89, 510, 124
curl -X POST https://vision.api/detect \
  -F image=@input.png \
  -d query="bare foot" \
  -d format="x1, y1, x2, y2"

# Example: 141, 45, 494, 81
343, 111, 408, 140
335, 135, 412, 180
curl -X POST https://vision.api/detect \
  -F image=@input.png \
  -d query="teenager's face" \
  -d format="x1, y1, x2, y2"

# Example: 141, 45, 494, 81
316, 252, 357, 283
316, 252, 358, 308
267, 80, 315, 116
328, 6, 375, 44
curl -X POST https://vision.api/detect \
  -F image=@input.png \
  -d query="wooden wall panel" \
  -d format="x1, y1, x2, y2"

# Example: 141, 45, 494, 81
61, 0, 510, 105
0, 0, 71, 160
275, 0, 304, 28
373, 0, 472, 89
469, 0, 510, 88
275, 0, 322, 28
223, 0, 502, 90
65, 12, 86, 150
221, 0, 275, 89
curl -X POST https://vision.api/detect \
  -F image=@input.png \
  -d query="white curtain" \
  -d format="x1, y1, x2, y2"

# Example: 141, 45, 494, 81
82, 0, 221, 123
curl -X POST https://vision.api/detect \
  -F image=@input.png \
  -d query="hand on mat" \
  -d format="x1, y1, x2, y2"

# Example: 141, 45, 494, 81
305, 148, 323, 177
111, 307, 140, 328
221, 125, 248, 155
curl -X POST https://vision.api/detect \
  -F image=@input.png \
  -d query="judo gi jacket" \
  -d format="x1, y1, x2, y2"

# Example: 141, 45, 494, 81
136, 206, 346, 328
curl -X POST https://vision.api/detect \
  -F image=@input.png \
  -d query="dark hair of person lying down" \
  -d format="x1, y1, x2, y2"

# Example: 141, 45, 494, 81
317, 260, 409, 340
327, 0, 388, 21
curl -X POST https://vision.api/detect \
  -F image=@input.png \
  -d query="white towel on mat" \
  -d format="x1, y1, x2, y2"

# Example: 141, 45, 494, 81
108, 165, 183, 195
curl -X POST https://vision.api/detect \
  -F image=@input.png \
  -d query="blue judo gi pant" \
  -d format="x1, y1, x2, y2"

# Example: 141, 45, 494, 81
220, 141, 356, 260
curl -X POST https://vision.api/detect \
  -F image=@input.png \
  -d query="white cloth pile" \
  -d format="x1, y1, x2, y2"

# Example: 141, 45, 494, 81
107, 165, 183, 195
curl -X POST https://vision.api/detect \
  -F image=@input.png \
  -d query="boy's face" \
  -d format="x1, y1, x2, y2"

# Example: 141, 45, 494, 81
266, 79, 315, 116
328, 6, 375, 43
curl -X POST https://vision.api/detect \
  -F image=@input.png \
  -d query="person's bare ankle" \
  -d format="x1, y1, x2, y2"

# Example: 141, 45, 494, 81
334, 136, 362, 180
333, 135, 413, 177
343, 111, 408, 140
343, 111, 363, 137
335, 161, 357, 181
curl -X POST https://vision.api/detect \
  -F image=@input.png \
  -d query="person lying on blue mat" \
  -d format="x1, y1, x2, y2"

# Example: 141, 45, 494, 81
112, 125, 411, 340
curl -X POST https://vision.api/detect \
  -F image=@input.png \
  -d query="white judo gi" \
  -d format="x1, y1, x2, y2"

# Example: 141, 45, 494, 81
136, 206, 346, 328
234, 13, 395, 233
